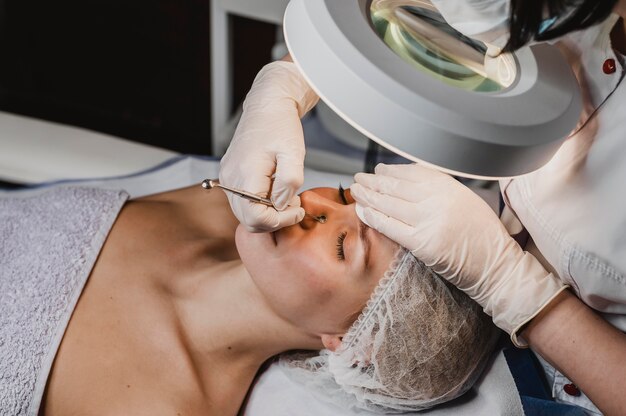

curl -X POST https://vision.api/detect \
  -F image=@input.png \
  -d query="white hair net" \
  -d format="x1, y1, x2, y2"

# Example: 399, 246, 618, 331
279, 249, 500, 412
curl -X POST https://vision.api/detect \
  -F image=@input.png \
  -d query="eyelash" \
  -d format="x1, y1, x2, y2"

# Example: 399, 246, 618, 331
336, 231, 347, 261
338, 184, 348, 205
336, 185, 349, 261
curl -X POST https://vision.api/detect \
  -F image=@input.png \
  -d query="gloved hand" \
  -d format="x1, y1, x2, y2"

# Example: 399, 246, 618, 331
350, 163, 567, 347
220, 61, 319, 232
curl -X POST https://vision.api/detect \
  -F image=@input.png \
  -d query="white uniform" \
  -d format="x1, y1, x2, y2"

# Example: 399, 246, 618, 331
500, 15, 626, 414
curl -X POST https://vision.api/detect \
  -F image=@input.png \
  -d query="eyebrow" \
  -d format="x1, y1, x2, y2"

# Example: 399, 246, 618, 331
359, 220, 372, 272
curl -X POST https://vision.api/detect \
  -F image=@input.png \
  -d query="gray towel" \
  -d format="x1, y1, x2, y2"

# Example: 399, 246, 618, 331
0, 186, 128, 416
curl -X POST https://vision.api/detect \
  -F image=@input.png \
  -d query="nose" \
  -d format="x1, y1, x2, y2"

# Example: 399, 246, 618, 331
299, 190, 340, 230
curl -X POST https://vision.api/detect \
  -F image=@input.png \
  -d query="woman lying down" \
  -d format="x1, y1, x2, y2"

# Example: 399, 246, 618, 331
0, 184, 499, 415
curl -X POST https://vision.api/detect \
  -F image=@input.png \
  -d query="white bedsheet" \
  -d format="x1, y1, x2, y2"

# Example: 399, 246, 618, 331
4, 155, 523, 416
0, 111, 177, 184
245, 350, 522, 416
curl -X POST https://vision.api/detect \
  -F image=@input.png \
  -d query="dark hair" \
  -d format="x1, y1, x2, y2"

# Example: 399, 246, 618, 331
504, 0, 618, 52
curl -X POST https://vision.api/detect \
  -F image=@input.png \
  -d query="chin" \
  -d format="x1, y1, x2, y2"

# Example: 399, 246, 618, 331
234, 224, 251, 259
235, 225, 287, 307
235, 224, 272, 276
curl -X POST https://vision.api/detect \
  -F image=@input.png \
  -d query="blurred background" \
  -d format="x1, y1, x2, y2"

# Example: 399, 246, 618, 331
0, 0, 283, 154
0, 0, 408, 188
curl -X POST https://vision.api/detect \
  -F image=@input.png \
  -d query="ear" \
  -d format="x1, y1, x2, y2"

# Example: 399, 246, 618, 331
321, 334, 344, 352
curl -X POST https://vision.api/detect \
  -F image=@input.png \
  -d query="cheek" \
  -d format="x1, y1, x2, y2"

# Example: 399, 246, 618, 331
280, 237, 342, 295
272, 252, 339, 304
292, 255, 336, 298
236, 226, 341, 320
236, 225, 286, 287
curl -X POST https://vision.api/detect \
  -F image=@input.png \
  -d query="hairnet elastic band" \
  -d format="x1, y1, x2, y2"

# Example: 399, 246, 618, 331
342, 249, 414, 350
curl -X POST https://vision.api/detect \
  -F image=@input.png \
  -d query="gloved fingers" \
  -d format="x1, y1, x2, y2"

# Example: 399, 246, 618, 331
218, 60, 313, 232
351, 173, 421, 201
350, 183, 427, 226
287, 194, 301, 209
374, 163, 453, 183
221, 154, 276, 193
353, 172, 438, 202
273, 206, 306, 230
241, 202, 305, 233
355, 204, 422, 254
272, 152, 305, 210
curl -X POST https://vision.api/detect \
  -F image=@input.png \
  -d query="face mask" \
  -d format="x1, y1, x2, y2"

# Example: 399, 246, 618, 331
431, 0, 581, 53
430, 0, 511, 49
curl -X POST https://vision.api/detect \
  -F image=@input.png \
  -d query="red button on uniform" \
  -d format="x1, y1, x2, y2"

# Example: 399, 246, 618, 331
603, 58, 617, 74
564, 383, 581, 397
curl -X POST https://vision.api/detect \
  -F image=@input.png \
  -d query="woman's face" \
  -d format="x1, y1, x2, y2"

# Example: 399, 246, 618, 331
236, 187, 400, 336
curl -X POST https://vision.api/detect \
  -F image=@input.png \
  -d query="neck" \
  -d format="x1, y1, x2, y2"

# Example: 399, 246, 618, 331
129, 187, 325, 412
171, 257, 322, 394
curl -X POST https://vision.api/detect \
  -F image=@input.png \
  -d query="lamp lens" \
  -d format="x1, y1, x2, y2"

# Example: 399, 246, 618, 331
370, 0, 517, 91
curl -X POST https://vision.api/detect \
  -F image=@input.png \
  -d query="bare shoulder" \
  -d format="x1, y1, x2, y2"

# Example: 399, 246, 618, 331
41, 185, 242, 416
138, 185, 239, 238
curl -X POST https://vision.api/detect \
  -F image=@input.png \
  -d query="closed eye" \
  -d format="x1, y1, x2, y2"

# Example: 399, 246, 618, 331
336, 231, 347, 260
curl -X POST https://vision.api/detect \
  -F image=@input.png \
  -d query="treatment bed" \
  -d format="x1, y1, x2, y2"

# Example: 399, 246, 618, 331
0, 112, 524, 416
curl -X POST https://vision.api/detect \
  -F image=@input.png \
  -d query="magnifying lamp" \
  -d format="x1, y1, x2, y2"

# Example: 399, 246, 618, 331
283, 0, 582, 179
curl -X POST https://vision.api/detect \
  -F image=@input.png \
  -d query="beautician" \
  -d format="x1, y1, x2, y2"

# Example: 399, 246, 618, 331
219, 1, 626, 413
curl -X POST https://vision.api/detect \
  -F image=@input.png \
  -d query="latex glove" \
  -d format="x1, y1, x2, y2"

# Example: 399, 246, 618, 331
220, 61, 319, 232
351, 163, 567, 347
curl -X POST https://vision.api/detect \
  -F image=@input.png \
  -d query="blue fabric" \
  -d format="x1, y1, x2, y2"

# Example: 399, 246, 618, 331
11, 154, 219, 190
503, 346, 587, 416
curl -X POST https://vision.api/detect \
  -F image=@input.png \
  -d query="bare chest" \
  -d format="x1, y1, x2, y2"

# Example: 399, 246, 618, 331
41, 194, 244, 415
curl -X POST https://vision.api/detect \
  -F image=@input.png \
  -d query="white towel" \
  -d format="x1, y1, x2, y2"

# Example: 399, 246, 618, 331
0, 186, 128, 416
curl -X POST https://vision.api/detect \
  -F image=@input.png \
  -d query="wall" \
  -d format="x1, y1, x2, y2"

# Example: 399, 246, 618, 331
0, 0, 276, 155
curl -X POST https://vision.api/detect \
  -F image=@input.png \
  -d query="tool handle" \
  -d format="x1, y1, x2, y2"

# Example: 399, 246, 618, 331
201, 179, 274, 207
